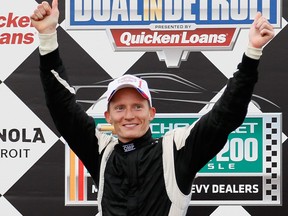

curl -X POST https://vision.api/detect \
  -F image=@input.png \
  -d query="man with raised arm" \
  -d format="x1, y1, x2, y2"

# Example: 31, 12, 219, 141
31, 0, 274, 215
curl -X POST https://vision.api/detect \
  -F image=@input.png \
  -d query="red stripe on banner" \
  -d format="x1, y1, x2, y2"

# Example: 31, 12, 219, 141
78, 160, 84, 201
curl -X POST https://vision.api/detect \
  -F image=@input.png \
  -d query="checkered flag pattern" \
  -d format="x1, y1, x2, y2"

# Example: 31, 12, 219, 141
264, 116, 282, 203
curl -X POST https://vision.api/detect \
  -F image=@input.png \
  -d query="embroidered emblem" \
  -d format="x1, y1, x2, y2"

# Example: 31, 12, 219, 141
123, 143, 136, 152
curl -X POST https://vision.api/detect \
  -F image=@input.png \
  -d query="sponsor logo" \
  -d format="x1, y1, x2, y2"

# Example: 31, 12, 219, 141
66, 0, 281, 67
65, 113, 282, 206
0, 13, 35, 45
0, 127, 45, 159
109, 28, 235, 49
123, 143, 136, 152
0, 127, 45, 143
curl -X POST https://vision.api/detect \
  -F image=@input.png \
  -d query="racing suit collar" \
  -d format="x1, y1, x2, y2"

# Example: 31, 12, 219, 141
115, 128, 153, 153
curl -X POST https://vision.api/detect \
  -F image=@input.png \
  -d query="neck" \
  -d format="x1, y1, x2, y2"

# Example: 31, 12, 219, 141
116, 129, 153, 153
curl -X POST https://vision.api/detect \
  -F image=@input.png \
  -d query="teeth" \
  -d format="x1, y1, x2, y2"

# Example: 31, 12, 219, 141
124, 124, 137, 127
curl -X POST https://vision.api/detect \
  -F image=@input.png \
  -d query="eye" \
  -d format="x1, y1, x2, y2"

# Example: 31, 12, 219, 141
115, 105, 125, 111
134, 104, 143, 110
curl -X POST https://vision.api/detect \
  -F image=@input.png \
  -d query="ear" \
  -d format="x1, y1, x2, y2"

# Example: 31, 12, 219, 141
104, 111, 112, 124
149, 107, 156, 121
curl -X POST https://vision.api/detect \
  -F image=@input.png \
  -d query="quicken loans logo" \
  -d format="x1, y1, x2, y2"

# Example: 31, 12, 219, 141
0, 13, 35, 45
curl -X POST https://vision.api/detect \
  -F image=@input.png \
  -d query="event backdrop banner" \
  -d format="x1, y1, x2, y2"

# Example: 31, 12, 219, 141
1, 0, 288, 216
65, 113, 282, 207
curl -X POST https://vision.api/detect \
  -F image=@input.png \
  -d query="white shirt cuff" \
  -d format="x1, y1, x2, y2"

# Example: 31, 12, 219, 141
39, 31, 58, 55
245, 46, 263, 60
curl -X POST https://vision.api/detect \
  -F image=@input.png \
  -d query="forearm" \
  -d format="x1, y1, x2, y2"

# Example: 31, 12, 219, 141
212, 51, 260, 131
38, 33, 97, 154
183, 49, 260, 173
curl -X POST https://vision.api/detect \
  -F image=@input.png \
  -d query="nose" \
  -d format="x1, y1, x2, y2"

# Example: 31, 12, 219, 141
124, 108, 135, 120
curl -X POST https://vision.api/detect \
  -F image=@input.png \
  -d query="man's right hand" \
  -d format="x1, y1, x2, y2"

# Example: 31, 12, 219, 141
30, 0, 59, 34
248, 12, 274, 49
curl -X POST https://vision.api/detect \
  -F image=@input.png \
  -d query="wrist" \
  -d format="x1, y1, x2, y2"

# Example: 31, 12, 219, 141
39, 31, 58, 55
245, 46, 263, 60
39, 28, 57, 34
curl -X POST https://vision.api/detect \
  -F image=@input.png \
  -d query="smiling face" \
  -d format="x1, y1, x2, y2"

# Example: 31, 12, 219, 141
104, 88, 156, 143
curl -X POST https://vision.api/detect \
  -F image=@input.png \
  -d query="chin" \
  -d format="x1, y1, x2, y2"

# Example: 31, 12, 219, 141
121, 132, 142, 141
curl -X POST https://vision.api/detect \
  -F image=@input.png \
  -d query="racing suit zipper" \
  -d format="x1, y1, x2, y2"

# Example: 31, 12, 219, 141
127, 150, 139, 215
